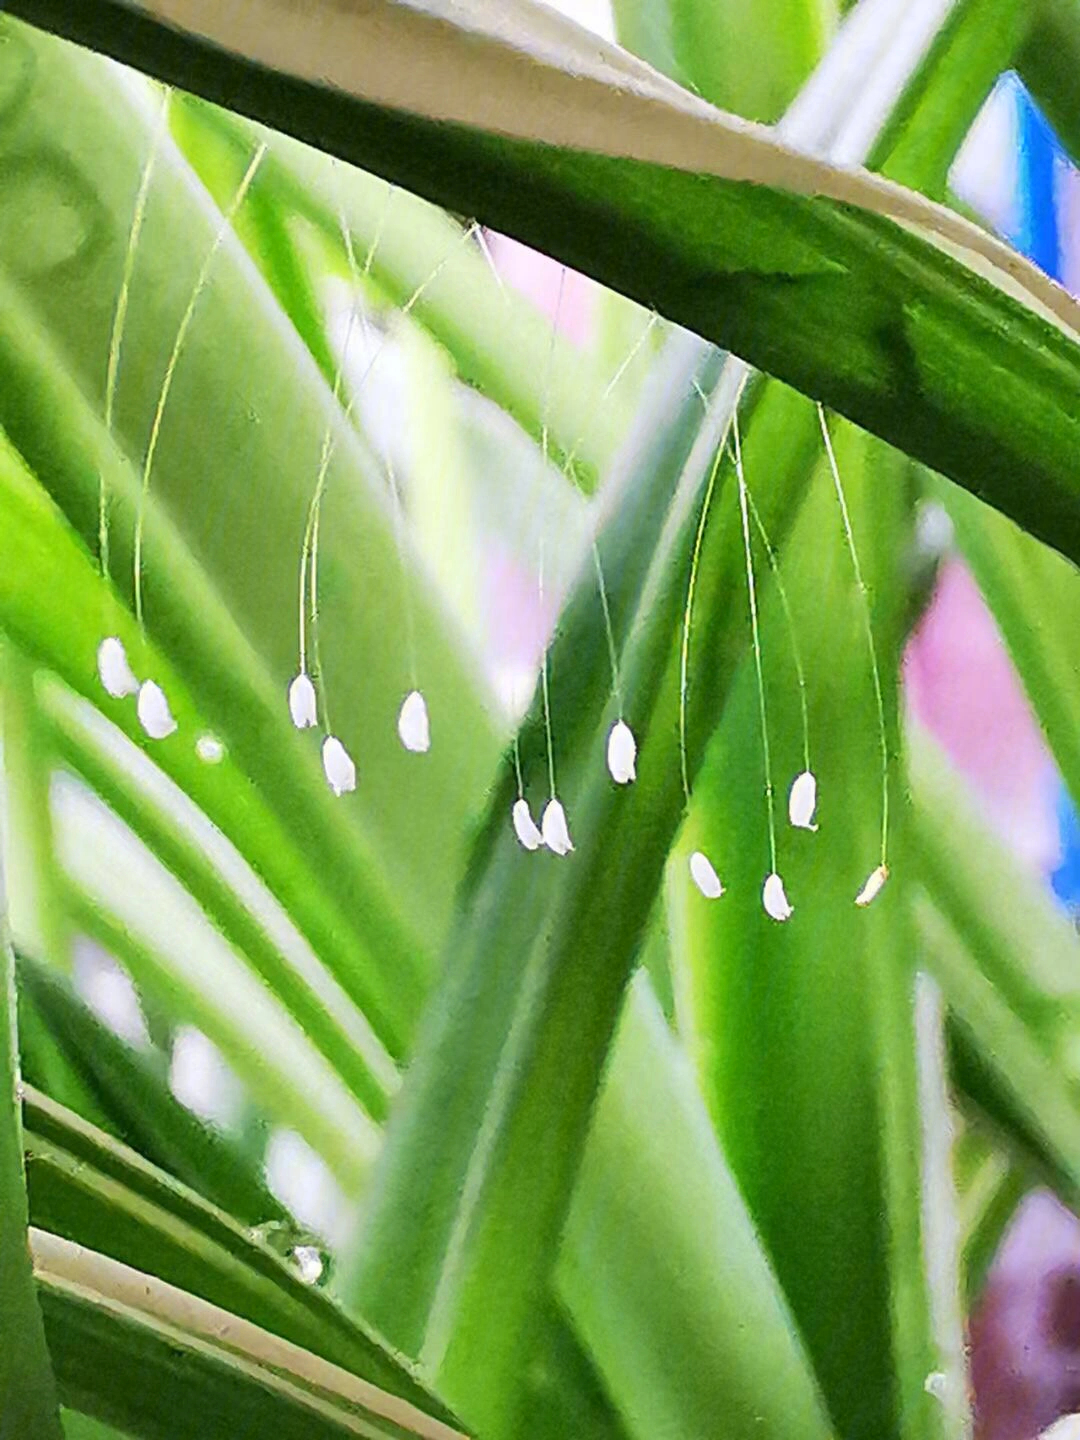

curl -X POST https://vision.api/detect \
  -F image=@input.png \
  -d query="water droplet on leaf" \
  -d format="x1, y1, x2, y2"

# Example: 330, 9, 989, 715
290, 1242, 330, 1287
248, 1221, 331, 1287
196, 733, 225, 764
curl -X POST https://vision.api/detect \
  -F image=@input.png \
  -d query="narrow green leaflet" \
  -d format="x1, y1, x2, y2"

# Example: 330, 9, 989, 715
33, 1231, 467, 1440
8, 4, 1080, 564
1, 647, 70, 971
910, 728, 1080, 1030
0, 432, 387, 1187
17, 955, 286, 1225
611, 0, 835, 120
671, 428, 955, 1440
958, 1147, 1030, 1304
908, 729, 1080, 1203
0, 751, 63, 1437
341, 343, 738, 1440
23, 1089, 458, 1426
1018, 0, 1080, 169
872, 0, 1031, 198
556, 973, 833, 1440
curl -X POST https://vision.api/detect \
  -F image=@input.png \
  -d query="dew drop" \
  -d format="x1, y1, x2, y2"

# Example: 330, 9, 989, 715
248, 1221, 331, 1288
195, 733, 225, 765
290, 1242, 330, 1287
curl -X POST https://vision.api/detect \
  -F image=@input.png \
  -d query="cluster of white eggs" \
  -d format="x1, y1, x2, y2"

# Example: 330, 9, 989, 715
97, 637, 885, 915
287, 670, 431, 796
97, 635, 223, 763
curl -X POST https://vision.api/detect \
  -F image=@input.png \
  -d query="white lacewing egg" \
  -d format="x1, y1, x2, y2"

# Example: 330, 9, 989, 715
512, 798, 543, 851
606, 719, 637, 784
788, 770, 818, 830
288, 672, 318, 729
855, 863, 888, 907
137, 680, 177, 740
322, 735, 356, 796
541, 797, 574, 855
397, 690, 431, 753
689, 850, 724, 899
763, 871, 794, 922
97, 636, 139, 698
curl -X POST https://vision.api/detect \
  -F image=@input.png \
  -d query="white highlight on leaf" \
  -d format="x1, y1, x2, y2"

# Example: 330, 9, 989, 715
397, 689, 431, 753
168, 1024, 244, 1129
288, 672, 318, 729
137, 680, 177, 740
541, 797, 573, 855
788, 770, 818, 830
689, 850, 724, 899
97, 636, 139, 698
855, 863, 889, 907
512, 798, 543, 851
763, 872, 794, 922
73, 937, 151, 1051
322, 736, 356, 796
606, 719, 637, 784
195, 733, 225, 765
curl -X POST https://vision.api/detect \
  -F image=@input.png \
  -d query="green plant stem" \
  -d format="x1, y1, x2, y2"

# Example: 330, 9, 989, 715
0, 645, 70, 971
0, 788, 63, 1436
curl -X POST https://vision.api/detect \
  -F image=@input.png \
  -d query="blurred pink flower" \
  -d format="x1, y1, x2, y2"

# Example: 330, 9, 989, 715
483, 543, 561, 717
904, 557, 1059, 875
971, 1192, 1080, 1440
